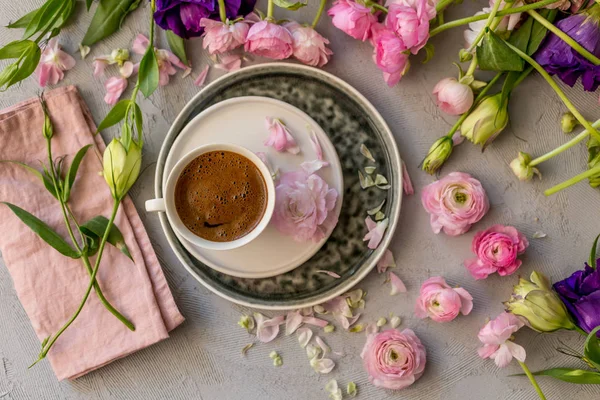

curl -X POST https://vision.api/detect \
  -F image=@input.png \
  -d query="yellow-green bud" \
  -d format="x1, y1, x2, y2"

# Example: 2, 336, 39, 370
111, 48, 130, 66
461, 93, 509, 149
102, 139, 142, 201
422, 136, 453, 175
509, 152, 540, 181
561, 112, 579, 133
459, 48, 473, 62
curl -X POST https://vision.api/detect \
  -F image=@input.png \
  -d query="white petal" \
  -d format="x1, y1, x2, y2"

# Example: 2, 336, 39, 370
316, 336, 330, 355
311, 357, 335, 374
505, 340, 526, 363
360, 144, 376, 163
297, 327, 313, 348
389, 272, 407, 295
285, 310, 304, 335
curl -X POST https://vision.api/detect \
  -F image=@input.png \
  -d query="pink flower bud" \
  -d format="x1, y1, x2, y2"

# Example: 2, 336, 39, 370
414, 277, 473, 322
200, 18, 249, 55
244, 21, 293, 60
284, 21, 333, 67
371, 24, 410, 87
328, 0, 377, 41
432, 77, 474, 115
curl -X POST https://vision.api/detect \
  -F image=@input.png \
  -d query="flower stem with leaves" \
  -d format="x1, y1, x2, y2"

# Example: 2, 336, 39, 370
519, 361, 547, 400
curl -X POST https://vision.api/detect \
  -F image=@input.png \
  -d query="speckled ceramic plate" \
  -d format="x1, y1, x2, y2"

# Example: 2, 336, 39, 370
155, 63, 402, 310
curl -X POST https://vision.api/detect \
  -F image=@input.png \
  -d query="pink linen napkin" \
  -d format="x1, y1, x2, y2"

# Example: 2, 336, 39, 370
0, 86, 184, 380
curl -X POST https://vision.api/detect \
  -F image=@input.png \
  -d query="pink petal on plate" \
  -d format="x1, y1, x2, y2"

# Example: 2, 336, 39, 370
264, 117, 300, 154
401, 160, 414, 195
389, 272, 407, 295
377, 249, 395, 274
315, 269, 340, 278
302, 316, 329, 328
308, 126, 324, 160
297, 327, 313, 348
194, 65, 210, 87
301, 159, 330, 175
254, 313, 285, 343
285, 310, 304, 335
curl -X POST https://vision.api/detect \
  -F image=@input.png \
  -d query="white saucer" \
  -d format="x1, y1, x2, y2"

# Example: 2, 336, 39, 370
163, 96, 344, 278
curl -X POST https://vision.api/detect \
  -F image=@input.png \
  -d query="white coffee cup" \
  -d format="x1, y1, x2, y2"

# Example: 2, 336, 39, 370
145, 143, 276, 251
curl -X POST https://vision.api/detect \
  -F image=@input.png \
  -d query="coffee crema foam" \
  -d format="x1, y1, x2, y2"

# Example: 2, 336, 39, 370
174, 151, 267, 242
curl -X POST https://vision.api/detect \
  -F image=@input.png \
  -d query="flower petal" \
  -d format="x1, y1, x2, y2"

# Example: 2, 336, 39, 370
194, 65, 210, 87
316, 336, 330, 355
316, 270, 341, 278
303, 316, 329, 328
297, 327, 313, 348
301, 159, 330, 174
360, 144, 376, 162
453, 287, 474, 315
285, 310, 304, 335
311, 357, 335, 374
401, 160, 414, 195
377, 249, 395, 273
505, 340, 526, 363
254, 313, 285, 343
389, 272, 407, 295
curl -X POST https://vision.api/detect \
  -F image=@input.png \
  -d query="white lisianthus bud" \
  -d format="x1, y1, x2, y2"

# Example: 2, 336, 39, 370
102, 139, 142, 201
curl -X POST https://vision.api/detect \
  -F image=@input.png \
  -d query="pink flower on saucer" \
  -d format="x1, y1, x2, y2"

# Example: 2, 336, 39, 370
272, 170, 338, 243
264, 117, 300, 154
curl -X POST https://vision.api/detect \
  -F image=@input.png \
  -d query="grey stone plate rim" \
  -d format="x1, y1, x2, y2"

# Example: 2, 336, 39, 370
155, 63, 403, 310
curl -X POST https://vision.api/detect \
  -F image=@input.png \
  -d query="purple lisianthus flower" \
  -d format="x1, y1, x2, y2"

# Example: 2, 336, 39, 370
553, 260, 600, 333
534, 5, 600, 91
154, 0, 257, 39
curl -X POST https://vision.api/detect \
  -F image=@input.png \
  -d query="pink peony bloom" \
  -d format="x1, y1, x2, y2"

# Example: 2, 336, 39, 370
35, 38, 76, 87
132, 34, 187, 86
361, 328, 426, 390
421, 172, 489, 236
478, 312, 526, 368
244, 21, 293, 60
272, 170, 338, 243
371, 24, 410, 87
264, 117, 300, 154
465, 225, 529, 280
386, 0, 435, 54
432, 77, 474, 115
364, 216, 388, 249
414, 276, 473, 322
200, 18, 249, 55
103, 61, 134, 106
284, 21, 333, 67
328, 0, 377, 41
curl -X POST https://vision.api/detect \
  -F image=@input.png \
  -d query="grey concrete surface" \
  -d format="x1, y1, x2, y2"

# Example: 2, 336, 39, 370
2, 1, 600, 399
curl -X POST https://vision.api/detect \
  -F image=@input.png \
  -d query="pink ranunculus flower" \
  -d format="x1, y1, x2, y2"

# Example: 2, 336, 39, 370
421, 172, 489, 236
328, 0, 377, 41
371, 24, 410, 87
386, 0, 435, 54
244, 21, 293, 60
414, 277, 473, 322
284, 21, 333, 67
103, 61, 134, 106
432, 77, 474, 115
132, 34, 187, 86
200, 18, 249, 55
272, 170, 338, 243
478, 312, 526, 368
264, 117, 300, 154
34, 38, 76, 87
465, 225, 529, 280
361, 328, 426, 390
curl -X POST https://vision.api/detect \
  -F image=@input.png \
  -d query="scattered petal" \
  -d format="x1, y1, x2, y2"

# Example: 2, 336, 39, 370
365, 323, 378, 335
316, 270, 341, 278
264, 117, 300, 154
389, 272, 407, 295
269, 350, 279, 359
346, 289, 365, 307
316, 336, 330, 355
79, 44, 90, 59
297, 327, 313, 348
375, 174, 390, 190
363, 217, 389, 249
359, 170, 375, 189
285, 310, 304, 335
273, 356, 283, 366
194, 65, 210, 87
349, 324, 365, 333
238, 315, 255, 332
377, 249, 396, 273
254, 313, 285, 343
365, 166, 376, 175
375, 211, 386, 221
301, 159, 330, 174
347, 382, 357, 397
360, 144, 376, 163
308, 125, 325, 161
367, 199, 386, 216
182, 66, 192, 78
376, 317, 387, 327
401, 160, 414, 195
306, 344, 321, 359
325, 379, 339, 393
241, 343, 254, 355
214, 53, 243, 72
390, 315, 402, 328
314, 305, 327, 314
533, 231, 547, 239
299, 307, 314, 317
310, 357, 335, 374
324, 324, 335, 333
302, 316, 329, 328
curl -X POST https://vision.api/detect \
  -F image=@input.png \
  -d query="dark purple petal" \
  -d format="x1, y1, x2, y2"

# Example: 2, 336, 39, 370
573, 291, 600, 332
180, 3, 211, 34
238, 0, 257, 16
580, 263, 600, 294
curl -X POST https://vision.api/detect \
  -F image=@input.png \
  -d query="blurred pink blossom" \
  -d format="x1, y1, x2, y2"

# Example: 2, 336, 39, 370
245, 21, 293, 59
200, 18, 249, 54
35, 38, 76, 87
371, 24, 410, 87
432, 77, 474, 115
284, 21, 333, 67
328, 0, 377, 41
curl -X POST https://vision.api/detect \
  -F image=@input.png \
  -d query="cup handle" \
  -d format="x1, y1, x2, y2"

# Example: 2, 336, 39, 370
145, 198, 166, 213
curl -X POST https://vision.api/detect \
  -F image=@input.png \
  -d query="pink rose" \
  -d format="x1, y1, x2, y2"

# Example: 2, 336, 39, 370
34, 38, 76, 87
272, 171, 338, 242
465, 225, 529, 280
361, 328, 426, 390
421, 172, 489, 236
386, 0, 435, 54
414, 277, 473, 322
371, 24, 410, 87
478, 312, 526, 368
200, 18, 249, 55
328, 0, 377, 41
244, 21, 293, 60
284, 21, 333, 67
432, 77, 474, 115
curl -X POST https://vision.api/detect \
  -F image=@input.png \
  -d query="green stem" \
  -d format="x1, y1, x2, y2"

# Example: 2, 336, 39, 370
465, 54, 478, 77
31, 201, 121, 367
435, 0, 454, 13
575, 326, 589, 336
370, 2, 387, 13
466, 0, 503, 53
217, 0, 227, 23
527, 10, 600, 66
267, 0, 274, 19
518, 361, 547, 400
504, 41, 600, 143
312, 0, 328, 27
530, 120, 600, 166
545, 164, 600, 195
429, 0, 561, 38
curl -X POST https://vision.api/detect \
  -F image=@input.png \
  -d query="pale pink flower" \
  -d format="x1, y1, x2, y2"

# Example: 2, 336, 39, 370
386, 0, 435, 54
284, 21, 333, 67
389, 272, 407, 295
245, 21, 293, 60
35, 38, 76, 87
421, 172, 489, 236
103, 61, 134, 106
415, 276, 473, 322
328, 0, 377, 41
478, 312, 526, 368
465, 225, 529, 280
200, 19, 249, 55
364, 216, 389, 249
432, 77, 474, 115
371, 24, 410, 87
254, 313, 285, 343
194, 65, 210, 87
377, 249, 396, 273
132, 34, 187, 86
272, 170, 339, 243
401, 160, 414, 195
214, 53, 243, 72
361, 329, 426, 390
92, 48, 129, 78
264, 117, 300, 154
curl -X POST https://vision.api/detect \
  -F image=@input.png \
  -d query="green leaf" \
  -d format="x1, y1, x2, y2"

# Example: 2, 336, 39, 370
0, 160, 43, 181
2, 202, 80, 258
508, 15, 534, 54
132, 102, 143, 142
0, 42, 41, 90
0, 40, 33, 59
585, 326, 600, 370
80, 216, 133, 261
527, 9, 557, 56
96, 100, 131, 133
139, 48, 159, 98
477, 28, 524, 72
531, 368, 600, 384
273, 0, 307, 10
6, 9, 36, 29
590, 233, 600, 268
23, 0, 65, 40
166, 30, 188, 66
82, 0, 140, 46
62, 144, 92, 202
7, 45, 40, 89
86, 0, 94, 11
